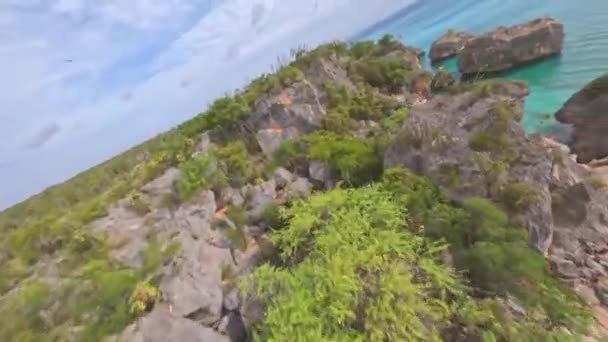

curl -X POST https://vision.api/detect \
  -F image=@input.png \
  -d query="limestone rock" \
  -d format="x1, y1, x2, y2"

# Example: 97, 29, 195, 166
273, 167, 295, 188
256, 127, 300, 160
217, 312, 247, 342
309, 161, 333, 188
117, 309, 229, 342
429, 30, 474, 63
458, 18, 564, 76
286, 177, 313, 199
140, 167, 181, 207
555, 74, 608, 163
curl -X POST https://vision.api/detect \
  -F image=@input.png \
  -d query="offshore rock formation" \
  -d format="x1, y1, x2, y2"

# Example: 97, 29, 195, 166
457, 17, 565, 76
429, 30, 475, 63
555, 74, 608, 163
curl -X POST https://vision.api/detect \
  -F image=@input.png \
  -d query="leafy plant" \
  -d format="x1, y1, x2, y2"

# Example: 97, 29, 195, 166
129, 282, 159, 317
176, 154, 227, 201
498, 181, 539, 212
213, 141, 257, 187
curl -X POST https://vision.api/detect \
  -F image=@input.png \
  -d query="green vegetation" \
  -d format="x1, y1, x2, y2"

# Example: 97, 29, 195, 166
247, 174, 591, 341
129, 282, 159, 317
176, 154, 227, 201
498, 181, 540, 212
589, 176, 607, 190
127, 191, 151, 215
213, 141, 258, 187
247, 186, 464, 341
381, 107, 409, 133
304, 131, 383, 185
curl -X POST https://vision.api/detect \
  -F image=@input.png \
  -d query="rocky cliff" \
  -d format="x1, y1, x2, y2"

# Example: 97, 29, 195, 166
457, 17, 565, 76
0, 33, 606, 342
555, 74, 608, 163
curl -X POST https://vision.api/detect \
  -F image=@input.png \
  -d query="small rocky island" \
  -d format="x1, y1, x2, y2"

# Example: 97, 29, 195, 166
458, 17, 564, 75
1, 17, 608, 342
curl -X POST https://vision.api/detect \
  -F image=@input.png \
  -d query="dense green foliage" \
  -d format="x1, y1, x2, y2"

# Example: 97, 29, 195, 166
304, 131, 383, 185
248, 186, 464, 341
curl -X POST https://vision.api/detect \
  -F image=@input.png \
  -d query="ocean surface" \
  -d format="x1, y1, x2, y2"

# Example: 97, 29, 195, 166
357, 0, 608, 137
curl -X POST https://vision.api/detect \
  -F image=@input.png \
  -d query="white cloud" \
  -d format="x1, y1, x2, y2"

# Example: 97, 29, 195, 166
0, 0, 416, 209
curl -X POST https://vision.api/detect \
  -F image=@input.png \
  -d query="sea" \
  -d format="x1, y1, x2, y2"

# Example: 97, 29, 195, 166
356, 0, 608, 138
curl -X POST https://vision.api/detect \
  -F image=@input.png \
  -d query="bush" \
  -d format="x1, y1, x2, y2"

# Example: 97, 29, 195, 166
176, 154, 227, 201
213, 141, 256, 187
126, 191, 150, 215
226, 205, 248, 227
273, 140, 304, 170
381, 107, 409, 133
200, 96, 249, 132
350, 55, 411, 94
247, 187, 464, 341
498, 181, 539, 212
129, 282, 159, 317
304, 131, 382, 185
589, 176, 607, 190
261, 202, 285, 229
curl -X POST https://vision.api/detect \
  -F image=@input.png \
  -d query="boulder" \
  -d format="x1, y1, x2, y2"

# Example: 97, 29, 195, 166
256, 127, 300, 160
555, 74, 608, 163
457, 18, 564, 76
217, 312, 247, 342
429, 30, 474, 63
309, 161, 333, 188
117, 309, 229, 342
140, 167, 181, 207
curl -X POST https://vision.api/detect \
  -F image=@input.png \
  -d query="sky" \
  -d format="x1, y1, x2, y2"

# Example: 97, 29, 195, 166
0, 0, 417, 209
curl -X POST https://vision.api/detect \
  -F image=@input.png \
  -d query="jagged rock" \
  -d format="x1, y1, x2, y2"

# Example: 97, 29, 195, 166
408, 71, 432, 98
286, 177, 313, 199
555, 74, 608, 163
223, 288, 241, 312
90, 200, 152, 268
256, 127, 300, 160
217, 312, 247, 342
273, 167, 295, 188
309, 161, 333, 187
384, 80, 556, 254
551, 258, 579, 279
140, 167, 181, 207
194, 131, 211, 155
116, 309, 229, 342
503, 295, 527, 321
243, 180, 276, 223
458, 18, 564, 76
596, 280, 608, 307
429, 30, 475, 63
430, 68, 456, 92
219, 187, 245, 208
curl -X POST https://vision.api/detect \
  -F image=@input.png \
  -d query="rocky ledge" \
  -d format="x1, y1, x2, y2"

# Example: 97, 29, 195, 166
457, 17, 564, 76
429, 30, 475, 64
555, 74, 608, 163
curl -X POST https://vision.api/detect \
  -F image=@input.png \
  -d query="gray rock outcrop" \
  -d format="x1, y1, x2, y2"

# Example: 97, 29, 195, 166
457, 18, 564, 76
555, 74, 608, 163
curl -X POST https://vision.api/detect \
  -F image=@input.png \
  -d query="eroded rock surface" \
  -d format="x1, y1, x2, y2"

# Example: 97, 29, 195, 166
457, 18, 564, 75
429, 30, 474, 63
555, 74, 608, 163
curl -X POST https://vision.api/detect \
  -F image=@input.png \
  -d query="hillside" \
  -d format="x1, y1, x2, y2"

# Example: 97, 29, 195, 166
1, 34, 607, 341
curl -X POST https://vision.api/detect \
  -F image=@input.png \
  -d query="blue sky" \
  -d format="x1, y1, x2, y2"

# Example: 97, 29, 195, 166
0, 0, 416, 209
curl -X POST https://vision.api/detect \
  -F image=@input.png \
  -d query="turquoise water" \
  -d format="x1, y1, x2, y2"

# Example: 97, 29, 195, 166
358, 0, 608, 137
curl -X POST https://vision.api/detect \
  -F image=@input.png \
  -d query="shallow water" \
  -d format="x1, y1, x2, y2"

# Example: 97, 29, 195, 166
357, 0, 608, 136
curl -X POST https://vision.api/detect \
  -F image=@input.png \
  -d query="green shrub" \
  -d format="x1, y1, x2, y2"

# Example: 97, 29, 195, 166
498, 181, 539, 212
126, 191, 150, 215
304, 131, 382, 185
350, 55, 411, 93
213, 141, 256, 187
128, 282, 159, 317
247, 186, 464, 341
273, 140, 304, 170
438, 163, 461, 186
261, 202, 285, 229
321, 108, 351, 134
226, 205, 248, 227
381, 107, 409, 133
176, 154, 227, 201
469, 131, 509, 153
200, 96, 249, 132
